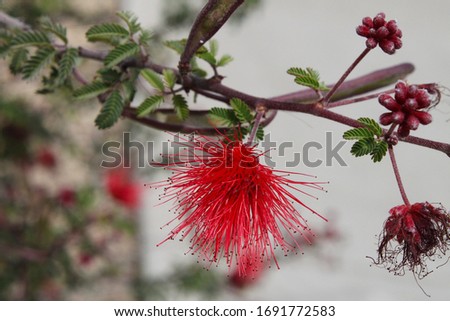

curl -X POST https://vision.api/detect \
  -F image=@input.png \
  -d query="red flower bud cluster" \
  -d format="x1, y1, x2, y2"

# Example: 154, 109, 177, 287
356, 12, 402, 54
379, 81, 434, 138
375, 202, 450, 277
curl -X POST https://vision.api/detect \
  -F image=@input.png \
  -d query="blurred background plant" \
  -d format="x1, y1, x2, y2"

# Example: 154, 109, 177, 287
0, 0, 341, 300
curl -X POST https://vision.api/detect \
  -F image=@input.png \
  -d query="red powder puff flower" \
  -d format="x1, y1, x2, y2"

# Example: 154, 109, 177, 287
229, 249, 265, 288
378, 81, 437, 138
152, 134, 326, 276
106, 168, 141, 210
374, 202, 450, 277
356, 12, 402, 54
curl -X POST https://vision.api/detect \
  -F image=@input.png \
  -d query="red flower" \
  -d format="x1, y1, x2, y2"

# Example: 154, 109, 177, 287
78, 252, 94, 266
153, 135, 326, 276
379, 81, 436, 138
106, 168, 141, 210
57, 188, 77, 207
375, 202, 450, 277
36, 148, 57, 169
229, 249, 265, 288
356, 12, 402, 54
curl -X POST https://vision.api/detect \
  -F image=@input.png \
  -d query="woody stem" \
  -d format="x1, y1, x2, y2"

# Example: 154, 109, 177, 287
247, 110, 264, 144
388, 145, 411, 207
323, 47, 371, 104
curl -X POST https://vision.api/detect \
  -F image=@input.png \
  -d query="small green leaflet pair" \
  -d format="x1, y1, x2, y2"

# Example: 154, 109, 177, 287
136, 68, 188, 121
209, 98, 265, 141
164, 38, 233, 79
343, 118, 388, 163
287, 67, 329, 92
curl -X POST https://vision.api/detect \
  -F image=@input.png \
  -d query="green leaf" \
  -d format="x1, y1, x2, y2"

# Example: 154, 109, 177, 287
162, 69, 176, 89
197, 52, 216, 66
104, 42, 139, 68
350, 138, 376, 157
10, 31, 50, 48
164, 39, 208, 55
371, 141, 388, 163
73, 81, 110, 100
39, 17, 67, 44
116, 11, 141, 35
287, 67, 328, 91
136, 95, 164, 117
230, 98, 253, 123
95, 90, 124, 129
209, 39, 218, 57
55, 47, 78, 85
208, 107, 239, 126
190, 58, 208, 78
172, 94, 189, 120
139, 29, 152, 46
9, 48, 28, 74
217, 54, 233, 67
164, 39, 186, 55
358, 117, 383, 137
98, 68, 122, 85
141, 69, 165, 92
343, 127, 374, 140
22, 47, 55, 79
86, 23, 129, 42
254, 125, 265, 141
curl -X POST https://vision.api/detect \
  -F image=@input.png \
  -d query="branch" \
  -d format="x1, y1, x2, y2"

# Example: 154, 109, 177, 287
0, 10, 449, 157
178, 0, 244, 81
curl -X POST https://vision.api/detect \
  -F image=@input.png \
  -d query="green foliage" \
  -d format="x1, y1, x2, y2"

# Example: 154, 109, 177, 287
85, 23, 129, 42
197, 51, 216, 66
350, 138, 376, 157
104, 43, 139, 68
94, 90, 124, 129
217, 54, 233, 67
116, 11, 141, 35
39, 17, 67, 44
208, 99, 265, 141
9, 48, 28, 74
162, 69, 176, 89
230, 98, 253, 123
98, 68, 122, 85
371, 141, 388, 163
209, 107, 240, 126
357, 117, 383, 137
73, 81, 110, 100
343, 127, 374, 140
141, 69, 165, 93
255, 125, 265, 141
55, 47, 78, 85
136, 95, 164, 117
21, 47, 55, 79
209, 39, 218, 57
287, 67, 328, 91
172, 94, 189, 120
10, 31, 50, 48
164, 38, 207, 55
343, 118, 387, 163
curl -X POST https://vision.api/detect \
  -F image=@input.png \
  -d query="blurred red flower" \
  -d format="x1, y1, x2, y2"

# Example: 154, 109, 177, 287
36, 148, 57, 169
106, 168, 141, 210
